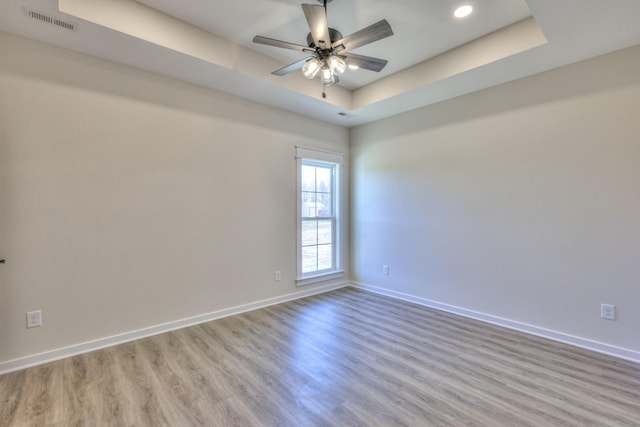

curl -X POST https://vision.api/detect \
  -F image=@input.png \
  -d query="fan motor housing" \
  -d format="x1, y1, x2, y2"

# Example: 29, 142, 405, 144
306, 28, 343, 50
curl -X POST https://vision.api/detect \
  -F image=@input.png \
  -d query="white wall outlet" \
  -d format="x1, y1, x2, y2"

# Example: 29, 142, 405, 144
383, 264, 389, 275
601, 304, 615, 320
274, 271, 281, 282
26, 310, 42, 328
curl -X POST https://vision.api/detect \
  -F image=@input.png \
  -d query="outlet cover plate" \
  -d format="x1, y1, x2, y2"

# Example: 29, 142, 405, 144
601, 304, 615, 320
27, 310, 42, 328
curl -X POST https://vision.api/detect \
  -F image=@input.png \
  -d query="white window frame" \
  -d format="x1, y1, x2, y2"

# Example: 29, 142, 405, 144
296, 146, 344, 286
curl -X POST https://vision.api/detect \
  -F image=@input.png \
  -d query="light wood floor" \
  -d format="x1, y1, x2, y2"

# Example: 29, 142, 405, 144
1, 288, 639, 426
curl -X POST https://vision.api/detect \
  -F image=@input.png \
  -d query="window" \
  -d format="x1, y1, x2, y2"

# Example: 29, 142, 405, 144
296, 146, 343, 285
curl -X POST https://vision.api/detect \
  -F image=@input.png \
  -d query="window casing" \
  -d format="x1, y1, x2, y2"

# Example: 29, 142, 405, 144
296, 147, 343, 285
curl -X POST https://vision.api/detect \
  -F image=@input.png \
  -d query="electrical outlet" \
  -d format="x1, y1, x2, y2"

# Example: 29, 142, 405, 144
26, 310, 42, 328
274, 271, 281, 282
383, 264, 389, 275
601, 304, 615, 320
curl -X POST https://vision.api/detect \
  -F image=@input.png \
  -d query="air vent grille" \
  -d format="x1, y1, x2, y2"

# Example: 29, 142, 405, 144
24, 8, 77, 31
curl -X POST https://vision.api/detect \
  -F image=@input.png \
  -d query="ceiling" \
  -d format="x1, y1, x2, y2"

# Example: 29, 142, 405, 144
2, 0, 640, 127
135, 0, 533, 90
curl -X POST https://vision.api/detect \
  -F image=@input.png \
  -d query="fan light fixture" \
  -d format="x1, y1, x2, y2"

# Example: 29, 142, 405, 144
302, 55, 346, 85
327, 55, 346, 76
302, 58, 321, 78
320, 65, 334, 85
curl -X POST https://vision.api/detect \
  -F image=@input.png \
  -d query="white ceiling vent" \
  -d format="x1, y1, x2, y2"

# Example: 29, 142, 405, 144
23, 8, 77, 32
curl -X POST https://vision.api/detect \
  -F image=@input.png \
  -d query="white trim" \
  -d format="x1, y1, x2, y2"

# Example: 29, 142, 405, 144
296, 150, 343, 280
295, 145, 344, 157
350, 282, 640, 364
296, 270, 345, 287
296, 146, 344, 164
0, 281, 349, 375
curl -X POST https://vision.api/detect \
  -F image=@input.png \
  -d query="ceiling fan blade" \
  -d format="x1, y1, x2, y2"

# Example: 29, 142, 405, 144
253, 36, 314, 53
340, 52, 388, 72
271, 57, 314, 76
332, 19, 393, 52
302, 4, 331, 49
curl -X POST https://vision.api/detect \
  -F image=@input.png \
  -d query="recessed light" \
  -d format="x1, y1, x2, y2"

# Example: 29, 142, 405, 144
454, 4, 473, 18
348, 64, 359, 70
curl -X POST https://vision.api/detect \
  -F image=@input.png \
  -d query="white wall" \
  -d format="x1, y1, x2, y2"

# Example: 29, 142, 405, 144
0, 32, 348, 367
351, 45, 640, 360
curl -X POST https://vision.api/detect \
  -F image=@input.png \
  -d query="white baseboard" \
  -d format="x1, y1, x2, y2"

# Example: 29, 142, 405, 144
0, 281, 349, 375
350, 282, 640, 364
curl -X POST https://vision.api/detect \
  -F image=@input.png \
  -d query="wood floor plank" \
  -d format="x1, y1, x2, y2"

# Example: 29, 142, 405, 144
0, 364, 64, 427
1, 287, 639, 426
84, 348, 124, 425
110, 341, 174, 426
0, 370, 25, 426
28, 363, 63, 426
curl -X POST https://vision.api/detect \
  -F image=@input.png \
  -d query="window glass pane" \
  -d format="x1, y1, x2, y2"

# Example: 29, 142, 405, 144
302, 246, 318, 273
316, 166, 331, 193
317, 244, 332, 271
301, 192, 317, 217
317, 220, 332, 245
301, 165, 316, 192
317, 193, 332, 217
302, 220, 318, 246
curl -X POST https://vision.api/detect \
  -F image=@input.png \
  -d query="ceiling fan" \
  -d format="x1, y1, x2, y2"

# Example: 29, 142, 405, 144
253, 0, 393, 97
